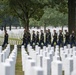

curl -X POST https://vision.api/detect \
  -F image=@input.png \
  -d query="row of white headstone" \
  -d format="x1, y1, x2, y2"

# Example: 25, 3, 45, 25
0, 44, 10, 62
60, 45, 76, 75
0, 44, 17, 75
21, 46, 43, 75
21, 44, 76, 75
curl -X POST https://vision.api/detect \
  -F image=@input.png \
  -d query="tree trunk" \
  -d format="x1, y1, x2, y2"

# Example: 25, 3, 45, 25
68, 0, 76, 34
26, 18, 29, 31
24, 12, 29, 31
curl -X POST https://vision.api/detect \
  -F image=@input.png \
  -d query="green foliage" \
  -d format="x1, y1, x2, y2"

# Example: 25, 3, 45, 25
40, 7, 68, 27
29, 18, 41, 27
30, 7, 68, 27
0, 0, 9, 16
8, 0, 48, 28
48, 0, 68, 14
0, 0, 68, 28
0, 0, 9, 25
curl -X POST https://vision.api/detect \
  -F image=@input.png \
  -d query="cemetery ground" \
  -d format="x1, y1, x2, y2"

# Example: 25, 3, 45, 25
0, 36, 66, 75
2, 45, 24, 75
15, 45, 24, 75
15, 45, 64, 75
1, 41, 65, 75
0, 35, 23, 75
0, 27, 70, 75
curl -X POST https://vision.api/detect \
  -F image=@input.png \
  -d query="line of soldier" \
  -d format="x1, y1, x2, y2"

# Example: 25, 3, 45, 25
2, 29, 76, 48
22, 29, 76, 48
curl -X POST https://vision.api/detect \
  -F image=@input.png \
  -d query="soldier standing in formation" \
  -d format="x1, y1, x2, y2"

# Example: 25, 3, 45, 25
40, 30, 44, 47
21, 29, 76, 48
45, 29, 51, 46
70, 30, 76, 47
36, 31, 39, 45
58, 30, 63, 47
52, 30, 57, 46
22, 29, 28, 48
45, 30, 48, 46
2, 30, 9, 47
48, 29, 51, 44
27, 30, 31, 44
64, 30, 70, 46
32, 30, 36, 46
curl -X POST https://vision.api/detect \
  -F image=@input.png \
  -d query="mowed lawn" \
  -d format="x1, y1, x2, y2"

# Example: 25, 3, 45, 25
15, 46, 24, 75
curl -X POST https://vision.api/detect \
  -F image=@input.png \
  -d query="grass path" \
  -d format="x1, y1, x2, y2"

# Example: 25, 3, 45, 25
15, 47, 24, 75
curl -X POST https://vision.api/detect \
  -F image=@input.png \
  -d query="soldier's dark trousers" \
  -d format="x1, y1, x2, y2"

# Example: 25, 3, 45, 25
45, 41, 48, 46
22, 40, 25, 45
58, 40, 63, 47
39, 41, 44, 48
24, 41, 28, 48
45, 41, 51, 46
64, 40, 70, 46
52, 40, 57, 46
2, 41, 8, 47
70, 41, 76, 47
31, 41, 36, 46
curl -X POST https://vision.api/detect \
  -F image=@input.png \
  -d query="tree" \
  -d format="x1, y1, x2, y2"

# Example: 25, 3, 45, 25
29, 18, 39, 27
40, 7, 68, 27
48, 0, 76, 35
48, 0, 68, 14
0, 0, 10, 30
8, 0, 48, 30
68, 0, 76, 35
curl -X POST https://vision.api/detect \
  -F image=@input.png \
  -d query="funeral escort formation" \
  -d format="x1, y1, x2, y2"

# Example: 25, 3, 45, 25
2, 29, 76, 48
21, 29, 76, 48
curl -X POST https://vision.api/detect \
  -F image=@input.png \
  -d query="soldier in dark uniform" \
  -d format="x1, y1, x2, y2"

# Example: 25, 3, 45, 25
2, 30, 9, 47
32, 30, 36, 46
48, 29, 51, 44
22, 29, 28, 48
39, 30, 44, 47
36, 31, 39, 45
58, 30, 63, 47
70, 31, 76, 47
27, 30, 31, 44
52, 30, 57, 46
64, 30, 70, 46
45, 30, 48, 46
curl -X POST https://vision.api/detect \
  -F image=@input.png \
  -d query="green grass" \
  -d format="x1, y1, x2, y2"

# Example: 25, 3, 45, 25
0, 36, 22, 41
15, 46, 24, 75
